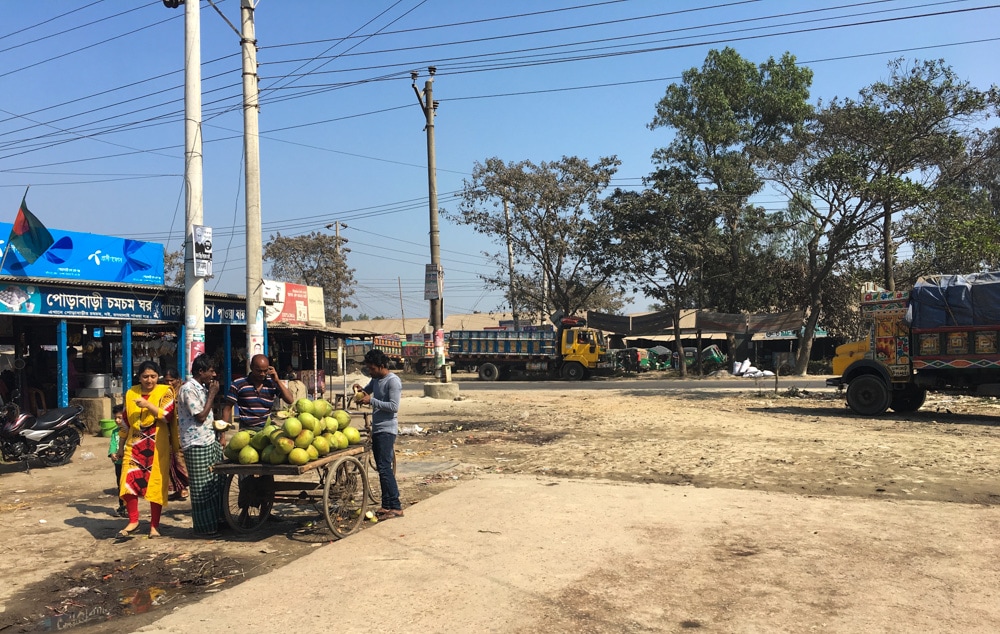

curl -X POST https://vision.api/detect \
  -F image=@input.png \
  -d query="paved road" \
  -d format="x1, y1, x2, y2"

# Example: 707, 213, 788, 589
437, 374, 834, 392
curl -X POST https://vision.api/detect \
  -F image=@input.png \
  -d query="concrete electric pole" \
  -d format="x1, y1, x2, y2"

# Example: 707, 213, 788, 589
172, 0, 206, 375
240, 0, 265, 363
412, 67, 445, 378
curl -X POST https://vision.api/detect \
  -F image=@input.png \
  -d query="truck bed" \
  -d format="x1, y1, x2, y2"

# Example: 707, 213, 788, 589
448, 330, 557, 356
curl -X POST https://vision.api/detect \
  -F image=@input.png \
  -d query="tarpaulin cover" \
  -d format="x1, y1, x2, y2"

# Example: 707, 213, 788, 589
695, 312, 747, 333
586, 311, 674, 336
904, 273, 1000, 328
747, 310, 805, 333
630, 311, 675, 335
586, 311, 633, 334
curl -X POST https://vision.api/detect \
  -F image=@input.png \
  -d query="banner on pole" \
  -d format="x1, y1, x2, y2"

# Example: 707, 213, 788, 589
193, 225, 213, 278
424, 264, 442, 300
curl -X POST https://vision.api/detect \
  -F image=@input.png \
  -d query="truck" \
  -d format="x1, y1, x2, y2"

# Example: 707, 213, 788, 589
400, 334, 442, 374
344, 336, 405, 372
448, 316, 613, 381
829, 273, 1000, 415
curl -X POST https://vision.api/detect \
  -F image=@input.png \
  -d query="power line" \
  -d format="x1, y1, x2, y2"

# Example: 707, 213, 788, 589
261, 0, 636, 49
0, 1, 938, 145
0, 3, 996, 177
0, 4, 181, 80
0, 0, 109, 43
4, 0, 989, 158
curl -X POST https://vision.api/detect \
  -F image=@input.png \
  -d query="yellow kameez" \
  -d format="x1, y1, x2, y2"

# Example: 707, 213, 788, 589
119, 383, 178, 506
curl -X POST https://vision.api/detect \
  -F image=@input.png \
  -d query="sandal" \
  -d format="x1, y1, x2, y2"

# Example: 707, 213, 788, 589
375, 508, 404, 520
148, 528, 161, 539
116, 523, 139, 539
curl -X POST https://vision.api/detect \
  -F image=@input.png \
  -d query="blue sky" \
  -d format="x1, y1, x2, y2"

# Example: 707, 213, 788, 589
1, 0, 998, 322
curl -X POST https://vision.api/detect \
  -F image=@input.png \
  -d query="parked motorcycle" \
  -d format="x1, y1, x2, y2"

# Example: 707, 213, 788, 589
0, 392, 86, 468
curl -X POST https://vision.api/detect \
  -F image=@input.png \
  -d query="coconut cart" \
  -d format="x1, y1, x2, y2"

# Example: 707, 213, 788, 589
212, 440, 369, 540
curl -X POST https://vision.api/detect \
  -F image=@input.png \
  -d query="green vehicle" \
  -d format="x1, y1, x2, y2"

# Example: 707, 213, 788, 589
673, 344, 726, 369
646, 347, 672, 370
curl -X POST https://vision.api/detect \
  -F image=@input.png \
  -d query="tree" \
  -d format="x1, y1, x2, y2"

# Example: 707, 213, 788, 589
163, 249, 184, 287
648, 47, 814, 362
595, 174, 718, 377
838, 58, 1000, 290
263, 231, 356, 326
767, 59, 999, 373
446, 155, 622, 318
901, 128, 1000, 274
508, 269, 628, 320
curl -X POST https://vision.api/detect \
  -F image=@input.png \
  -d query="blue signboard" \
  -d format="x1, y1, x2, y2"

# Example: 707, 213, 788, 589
0, 223, 164, 285
0, 282, 245, 324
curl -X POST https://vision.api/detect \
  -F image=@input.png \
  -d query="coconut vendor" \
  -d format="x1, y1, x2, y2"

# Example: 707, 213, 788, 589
353, 349, 404, 519
221, 354, 294, 432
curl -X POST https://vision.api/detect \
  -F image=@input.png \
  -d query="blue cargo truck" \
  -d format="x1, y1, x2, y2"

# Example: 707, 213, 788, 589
448, 316, 613, 381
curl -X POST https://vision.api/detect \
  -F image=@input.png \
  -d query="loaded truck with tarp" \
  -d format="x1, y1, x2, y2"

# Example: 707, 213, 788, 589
448, 316, 613, 381
828, 272, 1000, 415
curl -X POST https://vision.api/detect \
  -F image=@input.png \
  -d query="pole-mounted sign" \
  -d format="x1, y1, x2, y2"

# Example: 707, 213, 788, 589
424, 263, 442, 300
192, 225, 213, 278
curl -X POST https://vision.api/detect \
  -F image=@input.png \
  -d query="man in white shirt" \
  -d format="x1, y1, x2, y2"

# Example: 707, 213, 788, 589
176, 354, 222, 537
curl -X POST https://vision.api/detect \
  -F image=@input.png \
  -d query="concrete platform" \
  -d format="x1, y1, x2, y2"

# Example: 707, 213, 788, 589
139, 475, 1000, 633
423, 381, 460, 400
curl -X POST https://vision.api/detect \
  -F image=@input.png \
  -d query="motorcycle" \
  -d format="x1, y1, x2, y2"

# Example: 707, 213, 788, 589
0, 391, 86, 468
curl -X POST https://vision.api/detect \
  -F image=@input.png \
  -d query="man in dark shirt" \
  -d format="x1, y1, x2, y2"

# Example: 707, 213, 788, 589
220, 354, 294, 432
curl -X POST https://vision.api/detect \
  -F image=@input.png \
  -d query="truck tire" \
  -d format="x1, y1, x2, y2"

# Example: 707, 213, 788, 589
561, 362, 585, 381
889, 385, 926, 413
846, 374, 891, 416
478, 363, 500, 381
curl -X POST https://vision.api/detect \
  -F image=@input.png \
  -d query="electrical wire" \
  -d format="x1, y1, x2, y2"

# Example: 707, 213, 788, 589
0, 0, 963, 146
0, 3, 996, 183
0, 0, 109, 43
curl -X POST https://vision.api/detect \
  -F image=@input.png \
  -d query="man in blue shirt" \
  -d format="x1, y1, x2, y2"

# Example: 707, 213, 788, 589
221, 354, 294, 432
353, 349, 403, 518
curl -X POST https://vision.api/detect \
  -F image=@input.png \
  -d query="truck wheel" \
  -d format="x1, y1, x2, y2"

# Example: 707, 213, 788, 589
478, 363, 500, 381
561, 362, 585, 381
846, 374, 890, 416
889, 385, 926, 413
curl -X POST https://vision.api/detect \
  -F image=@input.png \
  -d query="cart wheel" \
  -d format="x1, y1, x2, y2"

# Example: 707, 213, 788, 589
223, 473, 274, 534
323, 456, 367, 539
366, 450, 398, 506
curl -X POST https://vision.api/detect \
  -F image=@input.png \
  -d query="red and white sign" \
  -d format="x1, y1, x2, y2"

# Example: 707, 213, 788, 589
262, 280, 326, 327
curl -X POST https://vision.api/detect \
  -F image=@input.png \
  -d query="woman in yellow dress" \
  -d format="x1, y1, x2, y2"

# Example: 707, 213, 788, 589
114, 360, 178, 538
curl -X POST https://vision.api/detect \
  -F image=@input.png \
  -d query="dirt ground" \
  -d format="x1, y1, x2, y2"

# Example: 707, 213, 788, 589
1, 375, 999, 632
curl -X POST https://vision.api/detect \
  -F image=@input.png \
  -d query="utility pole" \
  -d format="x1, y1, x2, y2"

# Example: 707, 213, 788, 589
398, 277, 407, 335
324, 222, 349, 327
241, 0, 264, 363
165, 0, 206, 376
412, 67, 444, 377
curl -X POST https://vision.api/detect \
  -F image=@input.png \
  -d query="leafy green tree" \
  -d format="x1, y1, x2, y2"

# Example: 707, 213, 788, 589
595, 175, 718, 376
446, 155, 621, 318
902, 128, 1000, 274
833, 58, 1000, 290
647, 47, 813, 363
508, 269, 628, 323
263, 231, 356, 326
767, 59, 998, 373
